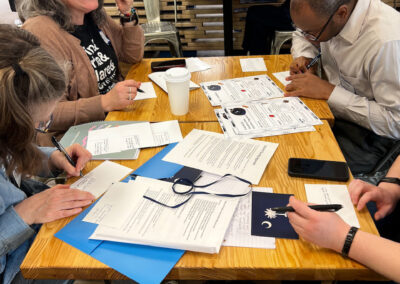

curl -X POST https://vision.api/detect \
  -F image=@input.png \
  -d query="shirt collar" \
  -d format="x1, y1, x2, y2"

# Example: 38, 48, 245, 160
337, 0, 371, 44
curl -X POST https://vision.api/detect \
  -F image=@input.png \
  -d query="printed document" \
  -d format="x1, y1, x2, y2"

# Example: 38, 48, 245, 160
134, 82, 157, 100
222, 97, 322, 135
272, 71, 291, 86
200, 75, 283, 106
240, 58, 267, 72
89, 177, 241, 253
223, 187, 276, 249
215, 109, 315, 138
162, 129, 279, 184
185, 57, 211, 72
86, 121, 183, 155
71, 161, 133, 198
305, 184, 360, 228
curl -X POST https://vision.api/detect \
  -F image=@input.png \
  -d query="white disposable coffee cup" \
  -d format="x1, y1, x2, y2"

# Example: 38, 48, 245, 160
164, 67, 191, 116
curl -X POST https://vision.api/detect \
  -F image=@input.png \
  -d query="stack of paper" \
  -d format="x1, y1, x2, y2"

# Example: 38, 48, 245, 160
200, 75, 283, 106
240, 58, 268, 72
148, 71, 200, 93
83, 175, 249, 254
185, 57, 211, 72
215, 97, 321, 138
86, 120, 183, 156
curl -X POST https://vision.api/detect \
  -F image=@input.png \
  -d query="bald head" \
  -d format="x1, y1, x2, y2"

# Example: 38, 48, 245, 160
291, 0, 352, 17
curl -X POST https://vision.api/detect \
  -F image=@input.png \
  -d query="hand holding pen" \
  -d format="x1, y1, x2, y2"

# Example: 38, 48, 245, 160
101, 79, 143, 112
50, 137, 92, 177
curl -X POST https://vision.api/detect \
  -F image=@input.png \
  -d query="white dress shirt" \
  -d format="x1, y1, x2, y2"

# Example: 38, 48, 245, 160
292, 0, 400, 139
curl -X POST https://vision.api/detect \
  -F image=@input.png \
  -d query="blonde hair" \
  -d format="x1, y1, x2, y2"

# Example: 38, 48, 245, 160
0, 24, 66, 176
17, 0, 107, 31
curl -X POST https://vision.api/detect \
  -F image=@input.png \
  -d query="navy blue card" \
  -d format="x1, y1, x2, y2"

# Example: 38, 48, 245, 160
251, 192, 299, 239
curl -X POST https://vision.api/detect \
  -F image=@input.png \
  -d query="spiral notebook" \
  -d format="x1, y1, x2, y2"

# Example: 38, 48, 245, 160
60, 121, 140, 160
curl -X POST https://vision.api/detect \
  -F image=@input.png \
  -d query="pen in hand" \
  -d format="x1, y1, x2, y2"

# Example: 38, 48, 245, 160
306, 52, 321, 70
271, 204, 342, 213
51, 136, 83, 177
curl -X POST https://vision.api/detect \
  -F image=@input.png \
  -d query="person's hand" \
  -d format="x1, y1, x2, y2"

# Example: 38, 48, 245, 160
49, 144, 92, 177
101, 80, 141, 112
14, 185, 95, 225
284, 72, 335, 100
287, 196, 350, 252
349, 179, 400, 220
290, 56, 317, 75
115, 0, 133, 14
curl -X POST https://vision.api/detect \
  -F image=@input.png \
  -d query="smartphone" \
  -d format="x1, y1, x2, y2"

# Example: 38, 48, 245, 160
150, 59, 186, 72
288, 158, 349, 182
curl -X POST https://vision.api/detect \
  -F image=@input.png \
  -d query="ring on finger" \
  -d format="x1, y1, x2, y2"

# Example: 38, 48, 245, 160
129, 87, 132, 94
128, 93, 132, 100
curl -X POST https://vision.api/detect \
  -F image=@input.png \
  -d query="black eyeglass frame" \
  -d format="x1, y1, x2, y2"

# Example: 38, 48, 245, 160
292, 4, 340, 42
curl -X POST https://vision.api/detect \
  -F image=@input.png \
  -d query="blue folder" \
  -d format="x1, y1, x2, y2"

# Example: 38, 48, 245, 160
55, 143, 185, 284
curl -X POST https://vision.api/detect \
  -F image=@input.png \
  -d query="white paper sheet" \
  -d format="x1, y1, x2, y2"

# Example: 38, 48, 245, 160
273, 71, 291, 86
86, 121, 183, 155
134, 82, 157, 100
223, 187, 276, 249
71, 161, 133, 198
222, 97, 322, 135
215, 109, 315, 138
240, 58, 268, 72
148, 71, 200, 94
185, 57, 211, 72
305, 184, 360, 228
162, 129, 278, 184
90, 176, 241, 254
200, 75, 283, 106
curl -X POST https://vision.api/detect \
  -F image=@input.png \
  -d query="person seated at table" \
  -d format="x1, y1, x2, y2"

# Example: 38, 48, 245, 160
17, 0, 145, 146
0, 25, 95, 284
287, 155, 400, 282
285, 0, 400, 176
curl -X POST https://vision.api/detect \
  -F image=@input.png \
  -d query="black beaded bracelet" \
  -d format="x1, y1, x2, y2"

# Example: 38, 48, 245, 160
342, 226, 358, 257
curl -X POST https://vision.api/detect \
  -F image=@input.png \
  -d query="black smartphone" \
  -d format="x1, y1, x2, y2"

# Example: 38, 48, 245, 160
288, 158, 349, 182
150, 59, 186, 72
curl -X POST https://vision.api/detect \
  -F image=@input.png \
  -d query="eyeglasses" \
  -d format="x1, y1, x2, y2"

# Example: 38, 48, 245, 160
292, 4, 339, 42
35, 114, 53, 133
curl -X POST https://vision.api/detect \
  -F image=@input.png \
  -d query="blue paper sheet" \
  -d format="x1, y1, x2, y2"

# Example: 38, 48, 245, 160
55, 143, 185, 284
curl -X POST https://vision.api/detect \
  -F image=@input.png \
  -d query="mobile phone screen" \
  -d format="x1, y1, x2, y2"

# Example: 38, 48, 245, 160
288, 158, 349, 181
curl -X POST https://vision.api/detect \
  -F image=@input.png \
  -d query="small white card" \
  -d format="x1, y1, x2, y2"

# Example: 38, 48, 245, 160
240, 58, 268, 72
134, 82, 157, 100
273, 71, 291, 86
185, 57, 211, 72
305, 184, 360, 228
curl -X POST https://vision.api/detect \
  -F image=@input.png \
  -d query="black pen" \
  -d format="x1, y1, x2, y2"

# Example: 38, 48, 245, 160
271, 204, 342, 213
111, 79, 145, 93
51, 136, 83, 177
306, 52, 321, 70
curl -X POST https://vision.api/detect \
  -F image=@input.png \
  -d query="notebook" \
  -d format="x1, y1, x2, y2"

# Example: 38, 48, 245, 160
60, 121, 140, 160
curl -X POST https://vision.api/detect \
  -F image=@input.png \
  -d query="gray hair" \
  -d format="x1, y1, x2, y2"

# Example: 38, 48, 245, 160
291, 0, 352, 17
17, 0, 107, 31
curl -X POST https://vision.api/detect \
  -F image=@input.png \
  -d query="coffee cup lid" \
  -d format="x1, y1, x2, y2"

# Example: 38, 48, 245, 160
164, 67, 191, 83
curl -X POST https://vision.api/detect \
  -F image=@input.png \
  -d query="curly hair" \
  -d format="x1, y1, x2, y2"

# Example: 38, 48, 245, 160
17, 0, 107, 31
0, 24, 66, 176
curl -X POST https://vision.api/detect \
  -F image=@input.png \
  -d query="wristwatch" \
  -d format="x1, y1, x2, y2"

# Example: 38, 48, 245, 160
119, 7, 138, 26
378, 177, 400, 185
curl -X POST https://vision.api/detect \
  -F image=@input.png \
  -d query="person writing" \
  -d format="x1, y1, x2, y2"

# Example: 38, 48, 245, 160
17, 0, 145, 146
287, 155, 400, 282
286, 0, 400, 175
0, 25, 95, 284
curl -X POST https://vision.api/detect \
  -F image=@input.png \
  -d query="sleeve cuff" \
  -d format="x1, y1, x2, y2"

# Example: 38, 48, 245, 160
327, 85, 352, 116
0, 207, 35, 256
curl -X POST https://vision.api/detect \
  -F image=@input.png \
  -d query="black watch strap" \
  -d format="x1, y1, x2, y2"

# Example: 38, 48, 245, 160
342, 226, 358, 257
379, 177, 400, 185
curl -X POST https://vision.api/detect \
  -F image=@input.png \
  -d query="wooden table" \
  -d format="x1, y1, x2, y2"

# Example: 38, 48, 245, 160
107, 55, 335, 126
21, 121, 383, 281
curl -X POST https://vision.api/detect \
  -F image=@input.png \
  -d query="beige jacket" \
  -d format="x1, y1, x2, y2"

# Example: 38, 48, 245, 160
23, 13, 144, 146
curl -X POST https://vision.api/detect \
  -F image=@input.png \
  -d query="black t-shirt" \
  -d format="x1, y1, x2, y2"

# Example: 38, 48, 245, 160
71, 15, 119, 95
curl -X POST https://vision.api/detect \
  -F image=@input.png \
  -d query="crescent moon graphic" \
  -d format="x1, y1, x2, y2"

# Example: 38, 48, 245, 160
261, 221, 272, 229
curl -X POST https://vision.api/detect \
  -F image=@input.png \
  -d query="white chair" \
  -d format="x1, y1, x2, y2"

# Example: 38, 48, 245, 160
270, 30, 293, 55
142, 0, 183, 57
